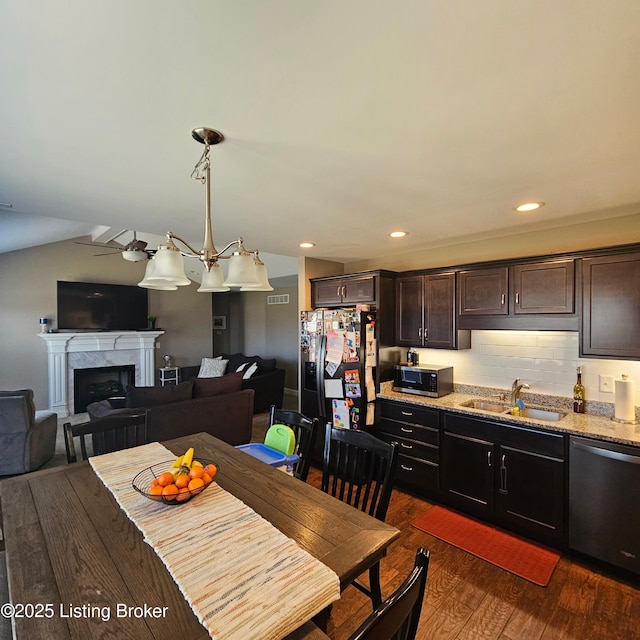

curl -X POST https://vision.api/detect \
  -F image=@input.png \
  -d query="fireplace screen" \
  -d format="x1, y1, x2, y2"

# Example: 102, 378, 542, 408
74, 365, 135, 414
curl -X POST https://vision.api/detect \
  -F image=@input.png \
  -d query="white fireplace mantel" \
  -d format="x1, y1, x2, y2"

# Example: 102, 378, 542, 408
39, 331, 164, 417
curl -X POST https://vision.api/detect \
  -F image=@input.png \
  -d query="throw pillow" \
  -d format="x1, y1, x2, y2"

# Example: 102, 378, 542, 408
242, 362, 260, 379
198, 357, 228, 378
192, 372, 244, 398
125, 380, 193, 408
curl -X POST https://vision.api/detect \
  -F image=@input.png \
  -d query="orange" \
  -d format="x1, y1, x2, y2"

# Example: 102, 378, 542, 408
161, 484, 178, 501
175, 474, 190, 489
176, 487, 192, 503
189, 466, 205, 480
188, 477, 205, 494
204, 464, 217, 479
156, 472, 175, 487
148, 484, 163, 501
150, 477, 160, 487
202, 472, 212, 485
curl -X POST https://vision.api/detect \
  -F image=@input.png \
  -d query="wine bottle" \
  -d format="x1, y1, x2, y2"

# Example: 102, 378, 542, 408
573, 366, 585, 413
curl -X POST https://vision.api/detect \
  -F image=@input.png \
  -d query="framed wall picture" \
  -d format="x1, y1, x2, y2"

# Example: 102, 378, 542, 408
213, 316, 227, 330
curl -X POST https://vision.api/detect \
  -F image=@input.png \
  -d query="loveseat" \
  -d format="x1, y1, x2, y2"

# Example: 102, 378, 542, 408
180, 353, 285, 414
87, 373, 253, 446
0, 389, 57, 475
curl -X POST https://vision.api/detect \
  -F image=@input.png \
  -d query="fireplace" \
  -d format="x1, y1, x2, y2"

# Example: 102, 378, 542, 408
39, 331, 163, 417
74, 365, 135, 414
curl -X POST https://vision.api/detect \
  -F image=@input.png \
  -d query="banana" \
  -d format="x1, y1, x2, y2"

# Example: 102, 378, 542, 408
177, 447, 195, 477
169, 453, 185, 478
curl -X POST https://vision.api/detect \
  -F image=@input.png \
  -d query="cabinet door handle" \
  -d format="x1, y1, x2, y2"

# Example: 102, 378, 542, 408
487, 451, 492, 467
501, 293, 505, 305
401, 427, 413, 433
418, 327, 422, 339
400, 464, 413, 472
400, 442, 413, 449
342, 285, 346, 297
515, 292, 520, 305
499, 454, 508, 495
401, 411, 413, 417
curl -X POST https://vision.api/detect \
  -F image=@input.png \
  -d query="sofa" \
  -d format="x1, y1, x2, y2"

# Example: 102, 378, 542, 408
0, 389, 57, 475
180, 353, 285, 414
87, 373, 254, 446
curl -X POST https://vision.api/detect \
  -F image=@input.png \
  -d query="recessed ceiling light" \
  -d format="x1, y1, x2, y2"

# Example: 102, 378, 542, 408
389, 231, 408, 238
514, 201, 545, 212
299, 242, 316, 249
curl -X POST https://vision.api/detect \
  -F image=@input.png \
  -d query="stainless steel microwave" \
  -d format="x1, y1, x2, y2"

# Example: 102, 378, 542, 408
393, 364, 454, 397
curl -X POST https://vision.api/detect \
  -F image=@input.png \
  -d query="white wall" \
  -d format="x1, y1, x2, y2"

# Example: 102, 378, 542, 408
413, 330, 640, 405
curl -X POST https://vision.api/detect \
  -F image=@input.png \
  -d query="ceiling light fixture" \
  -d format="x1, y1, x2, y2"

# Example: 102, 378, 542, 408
138, 127, 272, 293
514, 201, 545, 212
389, 231, 408, 238
299, 242, 316, 248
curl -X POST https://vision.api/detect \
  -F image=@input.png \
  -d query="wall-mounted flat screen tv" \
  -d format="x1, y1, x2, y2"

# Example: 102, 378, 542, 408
57, 281, 149, 331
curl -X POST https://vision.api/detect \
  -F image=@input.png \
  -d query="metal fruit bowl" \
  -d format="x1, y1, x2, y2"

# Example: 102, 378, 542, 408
132, 459, 217, 505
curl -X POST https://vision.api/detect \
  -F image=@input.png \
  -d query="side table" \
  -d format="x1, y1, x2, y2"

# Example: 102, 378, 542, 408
159, 367, 179, 386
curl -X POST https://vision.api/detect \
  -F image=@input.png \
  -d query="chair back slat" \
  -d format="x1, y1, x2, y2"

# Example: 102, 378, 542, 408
64, 411, 149, 464
268, 406, 319, 481
321, 423, 398, 521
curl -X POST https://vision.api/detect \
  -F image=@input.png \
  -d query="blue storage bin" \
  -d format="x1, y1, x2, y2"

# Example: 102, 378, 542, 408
236, 443, 299, 473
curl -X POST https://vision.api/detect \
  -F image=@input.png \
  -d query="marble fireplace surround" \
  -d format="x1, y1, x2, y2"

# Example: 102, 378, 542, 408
39, 331, 164, 417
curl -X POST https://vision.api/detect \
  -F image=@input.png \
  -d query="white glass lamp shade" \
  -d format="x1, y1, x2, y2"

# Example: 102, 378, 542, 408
239, 262, 273, 291
197, 262, 230, 292
224, 252, 260, 287
147, 244, 191, 286
122, 249, 148, 262
138, 257, 178, 290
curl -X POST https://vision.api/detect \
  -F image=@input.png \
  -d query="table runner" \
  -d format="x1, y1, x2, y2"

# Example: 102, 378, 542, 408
90, 442, 340, 640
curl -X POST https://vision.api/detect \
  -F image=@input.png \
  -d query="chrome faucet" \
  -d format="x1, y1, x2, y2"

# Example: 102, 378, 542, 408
510, 378, 531, 406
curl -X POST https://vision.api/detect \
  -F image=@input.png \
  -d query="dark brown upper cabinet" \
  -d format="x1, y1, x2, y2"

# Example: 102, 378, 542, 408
581, 251, 640, 359
459, 267, 509, 316
312, 274, 376, 307
514, 260, 575, 314
397, 272, 471, 349
458, 259, 578, 331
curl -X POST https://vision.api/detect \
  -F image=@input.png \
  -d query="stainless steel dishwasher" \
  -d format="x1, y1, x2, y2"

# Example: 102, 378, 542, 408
569, 436, 640, 575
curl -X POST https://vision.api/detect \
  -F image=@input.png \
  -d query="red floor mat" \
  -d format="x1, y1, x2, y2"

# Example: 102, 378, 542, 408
412, 506, 560, 586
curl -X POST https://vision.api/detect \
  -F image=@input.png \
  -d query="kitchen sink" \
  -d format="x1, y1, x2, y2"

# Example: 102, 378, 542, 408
514, 407, 566, 422
459, 399, 509, 413
459, 399, 566, 422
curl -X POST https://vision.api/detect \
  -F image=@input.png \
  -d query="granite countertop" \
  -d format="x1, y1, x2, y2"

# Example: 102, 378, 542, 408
378, 381, 640, 447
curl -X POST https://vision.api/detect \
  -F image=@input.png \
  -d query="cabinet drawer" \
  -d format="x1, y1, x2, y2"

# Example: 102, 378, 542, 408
379, 431, 439, 464
380, 402, 440, 428
395, 454, 439, 493
379, 418, 439, 446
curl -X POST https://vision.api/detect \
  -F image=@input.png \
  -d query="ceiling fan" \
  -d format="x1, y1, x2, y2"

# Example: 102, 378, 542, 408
75, 231, 154, 262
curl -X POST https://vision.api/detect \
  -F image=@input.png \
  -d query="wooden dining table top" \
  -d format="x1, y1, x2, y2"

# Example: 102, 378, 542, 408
0, 432, 400, 639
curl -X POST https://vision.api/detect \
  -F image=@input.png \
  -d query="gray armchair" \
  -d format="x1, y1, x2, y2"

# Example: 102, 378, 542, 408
0, 389, 57, 475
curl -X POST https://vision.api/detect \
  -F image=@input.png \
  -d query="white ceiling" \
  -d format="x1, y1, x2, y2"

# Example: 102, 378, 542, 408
1, 1, 640, 266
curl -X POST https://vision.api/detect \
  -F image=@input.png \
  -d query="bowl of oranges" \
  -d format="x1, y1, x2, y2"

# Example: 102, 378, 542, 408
132, 447, 218, 505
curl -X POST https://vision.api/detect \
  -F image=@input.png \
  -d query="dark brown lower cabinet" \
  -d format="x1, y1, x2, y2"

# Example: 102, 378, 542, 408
441, 413, 566, 548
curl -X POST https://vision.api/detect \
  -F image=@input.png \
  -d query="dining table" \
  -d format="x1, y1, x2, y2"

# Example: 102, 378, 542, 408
0, 431, 400, 639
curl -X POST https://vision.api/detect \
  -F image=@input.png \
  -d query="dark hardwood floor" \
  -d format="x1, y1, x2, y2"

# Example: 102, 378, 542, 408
302, 466, 640, 640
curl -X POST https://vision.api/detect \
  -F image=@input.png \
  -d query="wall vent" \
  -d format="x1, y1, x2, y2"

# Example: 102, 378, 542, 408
267, 294, 290, 305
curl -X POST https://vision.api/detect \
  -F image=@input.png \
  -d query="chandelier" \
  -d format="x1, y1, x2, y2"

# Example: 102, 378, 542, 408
138, 127, 272, 292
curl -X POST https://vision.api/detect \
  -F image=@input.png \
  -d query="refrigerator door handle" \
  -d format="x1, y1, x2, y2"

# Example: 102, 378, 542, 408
316, 334, 327, 419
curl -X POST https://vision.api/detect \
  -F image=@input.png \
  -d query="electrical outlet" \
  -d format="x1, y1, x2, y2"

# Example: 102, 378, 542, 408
599, 375, 613, 393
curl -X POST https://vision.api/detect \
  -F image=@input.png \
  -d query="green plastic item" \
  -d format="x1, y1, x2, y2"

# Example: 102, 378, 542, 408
264, 424, 296, 455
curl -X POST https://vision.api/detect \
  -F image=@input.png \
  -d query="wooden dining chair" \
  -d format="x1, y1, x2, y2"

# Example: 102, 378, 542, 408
347, 548, 430, 640
64, 411, 149, 463
321, 423, 399, 607
268, 405, 319, 482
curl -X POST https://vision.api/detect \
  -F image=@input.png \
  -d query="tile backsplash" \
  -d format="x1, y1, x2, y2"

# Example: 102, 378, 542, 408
412, 330, 640, 406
